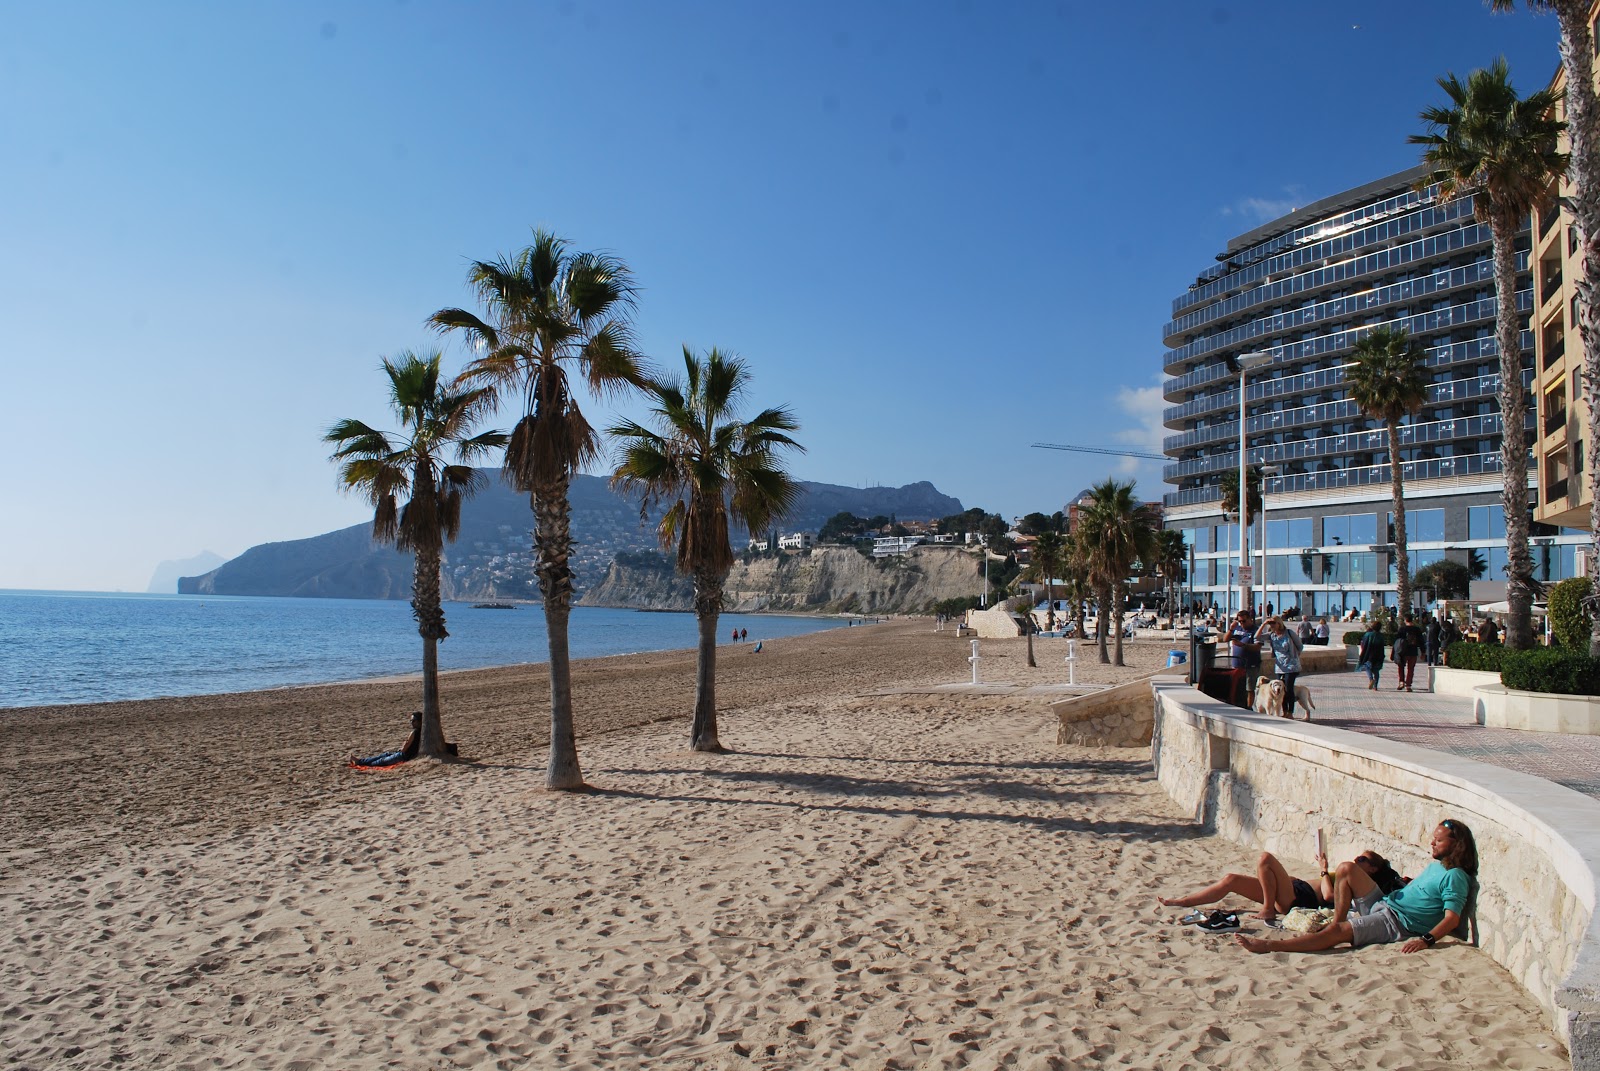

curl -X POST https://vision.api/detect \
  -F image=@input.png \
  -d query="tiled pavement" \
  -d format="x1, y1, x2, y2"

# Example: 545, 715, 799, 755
1301, 660, 1600, 801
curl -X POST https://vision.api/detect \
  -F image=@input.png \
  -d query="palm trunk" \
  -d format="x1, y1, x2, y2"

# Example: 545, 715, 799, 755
1096, 584, 1111, 664
533, 478, 585, 790
1112, 582, 1126, 667
1025, 618, 1037, 668
1044, 579, 1056, 632
1491, 208, 1536, 649
1553, 2, 1600, 656
1388, 420, 1411, 619
691, 569, 724, 752
410, 473, 450, 760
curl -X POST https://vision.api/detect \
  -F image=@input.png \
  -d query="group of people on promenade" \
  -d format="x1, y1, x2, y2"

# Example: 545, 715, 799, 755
1159, 819, 1478, 956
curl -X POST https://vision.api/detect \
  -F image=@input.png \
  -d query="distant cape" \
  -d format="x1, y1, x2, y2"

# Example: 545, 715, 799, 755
177, 474, 963, 601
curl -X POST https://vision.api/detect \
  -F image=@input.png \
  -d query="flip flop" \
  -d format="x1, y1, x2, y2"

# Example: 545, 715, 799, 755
1177, 910, 1207, 925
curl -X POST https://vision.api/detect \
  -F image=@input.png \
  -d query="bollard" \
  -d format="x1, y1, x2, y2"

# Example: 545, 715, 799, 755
1066, 639, 1077, 686
969, 638, 981, 685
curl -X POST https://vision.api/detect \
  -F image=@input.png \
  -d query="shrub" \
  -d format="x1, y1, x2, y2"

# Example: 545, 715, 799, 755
1547, 577, 1593, 651
1499, 648, 1600, 696
1344, 629, 1395, 647
1445, 641, 1508, 673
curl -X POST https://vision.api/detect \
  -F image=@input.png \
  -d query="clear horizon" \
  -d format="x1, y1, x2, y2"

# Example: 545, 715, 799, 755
2, 1, 1567, 591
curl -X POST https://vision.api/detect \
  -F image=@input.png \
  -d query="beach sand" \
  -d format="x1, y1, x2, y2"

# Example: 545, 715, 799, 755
1, 621, 1567, 1069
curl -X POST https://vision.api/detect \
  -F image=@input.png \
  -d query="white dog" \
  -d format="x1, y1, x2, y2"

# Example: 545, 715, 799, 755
1252, 678, 1316, 720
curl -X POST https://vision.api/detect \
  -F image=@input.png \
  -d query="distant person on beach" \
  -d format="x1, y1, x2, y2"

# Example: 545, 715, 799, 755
1253, 616, 1303, 717
1393, 614, 1424, 692
1477, 617, 1501, 645
1237, 820, 1476, 955
1314, 619, 1330, 645
1424, 616, 1442, 666
1158, 848, 1398, 924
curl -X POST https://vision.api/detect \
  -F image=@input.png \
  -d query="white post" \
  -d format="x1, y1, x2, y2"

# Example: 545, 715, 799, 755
969, 639, 981, 685
1066, 638, 1077, 686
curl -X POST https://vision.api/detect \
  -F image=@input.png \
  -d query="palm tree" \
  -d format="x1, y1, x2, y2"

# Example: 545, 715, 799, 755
1154, 528, 1188, 627
431, 230, 648, 789
1412, 59, 1566, 648
1061, 533, 1092, 644
1075, 479, 1157, 667
609, 346, 803, 752
1219, 465, 1263, 613
1028, 530, 1067, 631
1491, 2, 1600, 654
1346, 326, 1430, 618
325, 351, 506, 759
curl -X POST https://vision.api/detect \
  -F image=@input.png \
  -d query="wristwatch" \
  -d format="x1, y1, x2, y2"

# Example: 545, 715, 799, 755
1420, 933, 1437, 946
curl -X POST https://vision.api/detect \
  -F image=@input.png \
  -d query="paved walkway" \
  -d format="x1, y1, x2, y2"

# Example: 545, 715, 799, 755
1302, 661, 1600, 800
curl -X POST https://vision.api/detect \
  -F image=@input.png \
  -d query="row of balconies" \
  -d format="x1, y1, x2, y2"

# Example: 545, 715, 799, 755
1162, 452, 1510, 508
1165, 222, 1496, 343
1162, 292, 1534, 404
1165, 250, 1498, 359
1163, 412, 1519, 483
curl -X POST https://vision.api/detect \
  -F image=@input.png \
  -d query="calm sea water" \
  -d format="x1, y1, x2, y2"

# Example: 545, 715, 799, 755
0, 590, 853, 709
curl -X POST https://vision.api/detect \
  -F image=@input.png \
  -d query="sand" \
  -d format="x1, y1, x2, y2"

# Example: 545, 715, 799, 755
0, 621, 1568, 1069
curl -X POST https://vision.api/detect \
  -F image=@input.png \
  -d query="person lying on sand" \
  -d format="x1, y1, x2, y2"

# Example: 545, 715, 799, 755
1158, 848, 1396, 924
1236, 820, 1476, 955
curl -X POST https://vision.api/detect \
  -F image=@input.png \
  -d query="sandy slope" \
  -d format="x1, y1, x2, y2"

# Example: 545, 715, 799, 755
0, 622, 1566, 1069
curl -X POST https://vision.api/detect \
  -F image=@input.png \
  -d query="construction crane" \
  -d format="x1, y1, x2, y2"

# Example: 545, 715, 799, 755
1030, 442, 1165, 461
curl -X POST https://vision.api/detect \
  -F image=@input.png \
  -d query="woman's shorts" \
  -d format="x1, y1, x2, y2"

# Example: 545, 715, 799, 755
1348, 901, 1408, 947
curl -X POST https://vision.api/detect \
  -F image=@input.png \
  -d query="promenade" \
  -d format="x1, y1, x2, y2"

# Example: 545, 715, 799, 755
1302, 659, 1600, 800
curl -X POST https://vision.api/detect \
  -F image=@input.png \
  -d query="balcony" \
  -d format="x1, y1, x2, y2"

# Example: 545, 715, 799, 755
1540, 201, 1561, 238
1163, 452, 1515, 507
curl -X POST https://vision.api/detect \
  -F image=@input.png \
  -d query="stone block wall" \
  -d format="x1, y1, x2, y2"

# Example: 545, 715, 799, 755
1052, 672, 1167, 747
1150, 679, 1600, 1065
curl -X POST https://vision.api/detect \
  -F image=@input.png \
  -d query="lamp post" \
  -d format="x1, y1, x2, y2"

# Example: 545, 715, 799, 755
1235, 351, 1274, 618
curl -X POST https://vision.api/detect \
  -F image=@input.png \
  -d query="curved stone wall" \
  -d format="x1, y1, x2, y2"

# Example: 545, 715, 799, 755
1150, 679, 1600, 1067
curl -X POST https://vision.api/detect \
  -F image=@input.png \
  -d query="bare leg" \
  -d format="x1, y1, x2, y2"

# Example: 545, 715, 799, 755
1254, 851, 1297, 922
1157, 872, 1264, 909
1237, 920, 1354, 953
1331, 860, 1379, 924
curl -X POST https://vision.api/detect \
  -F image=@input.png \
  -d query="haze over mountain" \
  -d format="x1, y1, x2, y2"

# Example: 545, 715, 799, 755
178, 474, 962, 602
147, 552, 226, 594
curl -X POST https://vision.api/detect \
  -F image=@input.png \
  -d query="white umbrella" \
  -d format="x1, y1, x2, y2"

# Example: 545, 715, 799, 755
1474, 601, 1548, 616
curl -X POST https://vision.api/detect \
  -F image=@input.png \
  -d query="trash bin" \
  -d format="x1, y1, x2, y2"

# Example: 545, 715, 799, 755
1166, 650, 1187, 668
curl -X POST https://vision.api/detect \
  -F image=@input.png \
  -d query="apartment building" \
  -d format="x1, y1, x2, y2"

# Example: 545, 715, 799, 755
1161, 166, 1586, 617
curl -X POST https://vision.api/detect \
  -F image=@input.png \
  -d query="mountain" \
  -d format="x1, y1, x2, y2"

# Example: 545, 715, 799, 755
147, 551, 226, 594
177, 475, 962, 601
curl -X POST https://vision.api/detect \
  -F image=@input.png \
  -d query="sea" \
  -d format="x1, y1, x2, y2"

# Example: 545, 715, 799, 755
0, 590, 856, 709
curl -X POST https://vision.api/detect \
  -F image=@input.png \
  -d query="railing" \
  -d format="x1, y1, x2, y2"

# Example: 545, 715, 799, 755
1163, 288, 1532, 379
1540, 200, 1561, 237
1544, 337, 1566, 369
1543, 271, 1565, 306
1163, 451, 1514, 507
1164, 257, 1500, 364
1164, 223, 1499, 343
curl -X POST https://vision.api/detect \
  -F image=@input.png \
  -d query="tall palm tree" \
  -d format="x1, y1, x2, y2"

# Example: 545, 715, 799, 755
1346, 326, 1430, 618
1490, 1, 1600, 654
431, 230, 648, 789
325, 351, 506, 759
1075, 479, 1157, 667
1219, 465, 1263, 613
1154, 527, 1188, 627
1028, 530, 1067, 631
1061, 532, 1092, 645
1412, 58, 1566, 648
609, 346, 803, 752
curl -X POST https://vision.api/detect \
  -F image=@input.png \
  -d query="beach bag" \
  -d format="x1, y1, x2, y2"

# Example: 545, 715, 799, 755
1281, 907, 1333, 933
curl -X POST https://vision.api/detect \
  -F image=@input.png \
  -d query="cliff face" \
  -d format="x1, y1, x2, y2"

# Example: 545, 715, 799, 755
580, 545, 983, 615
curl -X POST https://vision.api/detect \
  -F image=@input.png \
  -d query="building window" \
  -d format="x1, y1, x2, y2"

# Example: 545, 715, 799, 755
1322, 513, 1377, 547
1468, 504, 1505, 540
1388, 508, 1446, 543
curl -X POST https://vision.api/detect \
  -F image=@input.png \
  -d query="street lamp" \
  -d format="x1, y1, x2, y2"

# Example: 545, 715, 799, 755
1235, 351, 1274, 617
1258, 463, 1282, 615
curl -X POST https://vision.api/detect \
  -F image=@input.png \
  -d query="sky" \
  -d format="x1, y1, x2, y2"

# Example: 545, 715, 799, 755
0, 1, 1573, 591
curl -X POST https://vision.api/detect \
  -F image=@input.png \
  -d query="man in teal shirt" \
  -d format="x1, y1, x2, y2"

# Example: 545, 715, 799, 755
1236, 819, 1477, 954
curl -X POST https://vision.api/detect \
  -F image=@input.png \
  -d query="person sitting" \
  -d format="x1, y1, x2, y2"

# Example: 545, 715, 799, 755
1157, 848, 1394, 924
1237, 820, 1477, 955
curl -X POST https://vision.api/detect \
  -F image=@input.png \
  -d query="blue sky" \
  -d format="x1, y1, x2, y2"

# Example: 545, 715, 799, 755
0, 1, 1569, 591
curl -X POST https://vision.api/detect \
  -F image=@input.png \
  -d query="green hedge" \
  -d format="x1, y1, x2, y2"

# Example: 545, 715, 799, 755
1548, 577, 1593, 650
1499, 649, 1600, 696
1344, 629, 1395, 648
1445, 641, 1508, 673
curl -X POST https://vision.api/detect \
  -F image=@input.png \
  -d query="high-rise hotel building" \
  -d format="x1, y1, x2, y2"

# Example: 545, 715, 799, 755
1161, 165, 1587, 618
